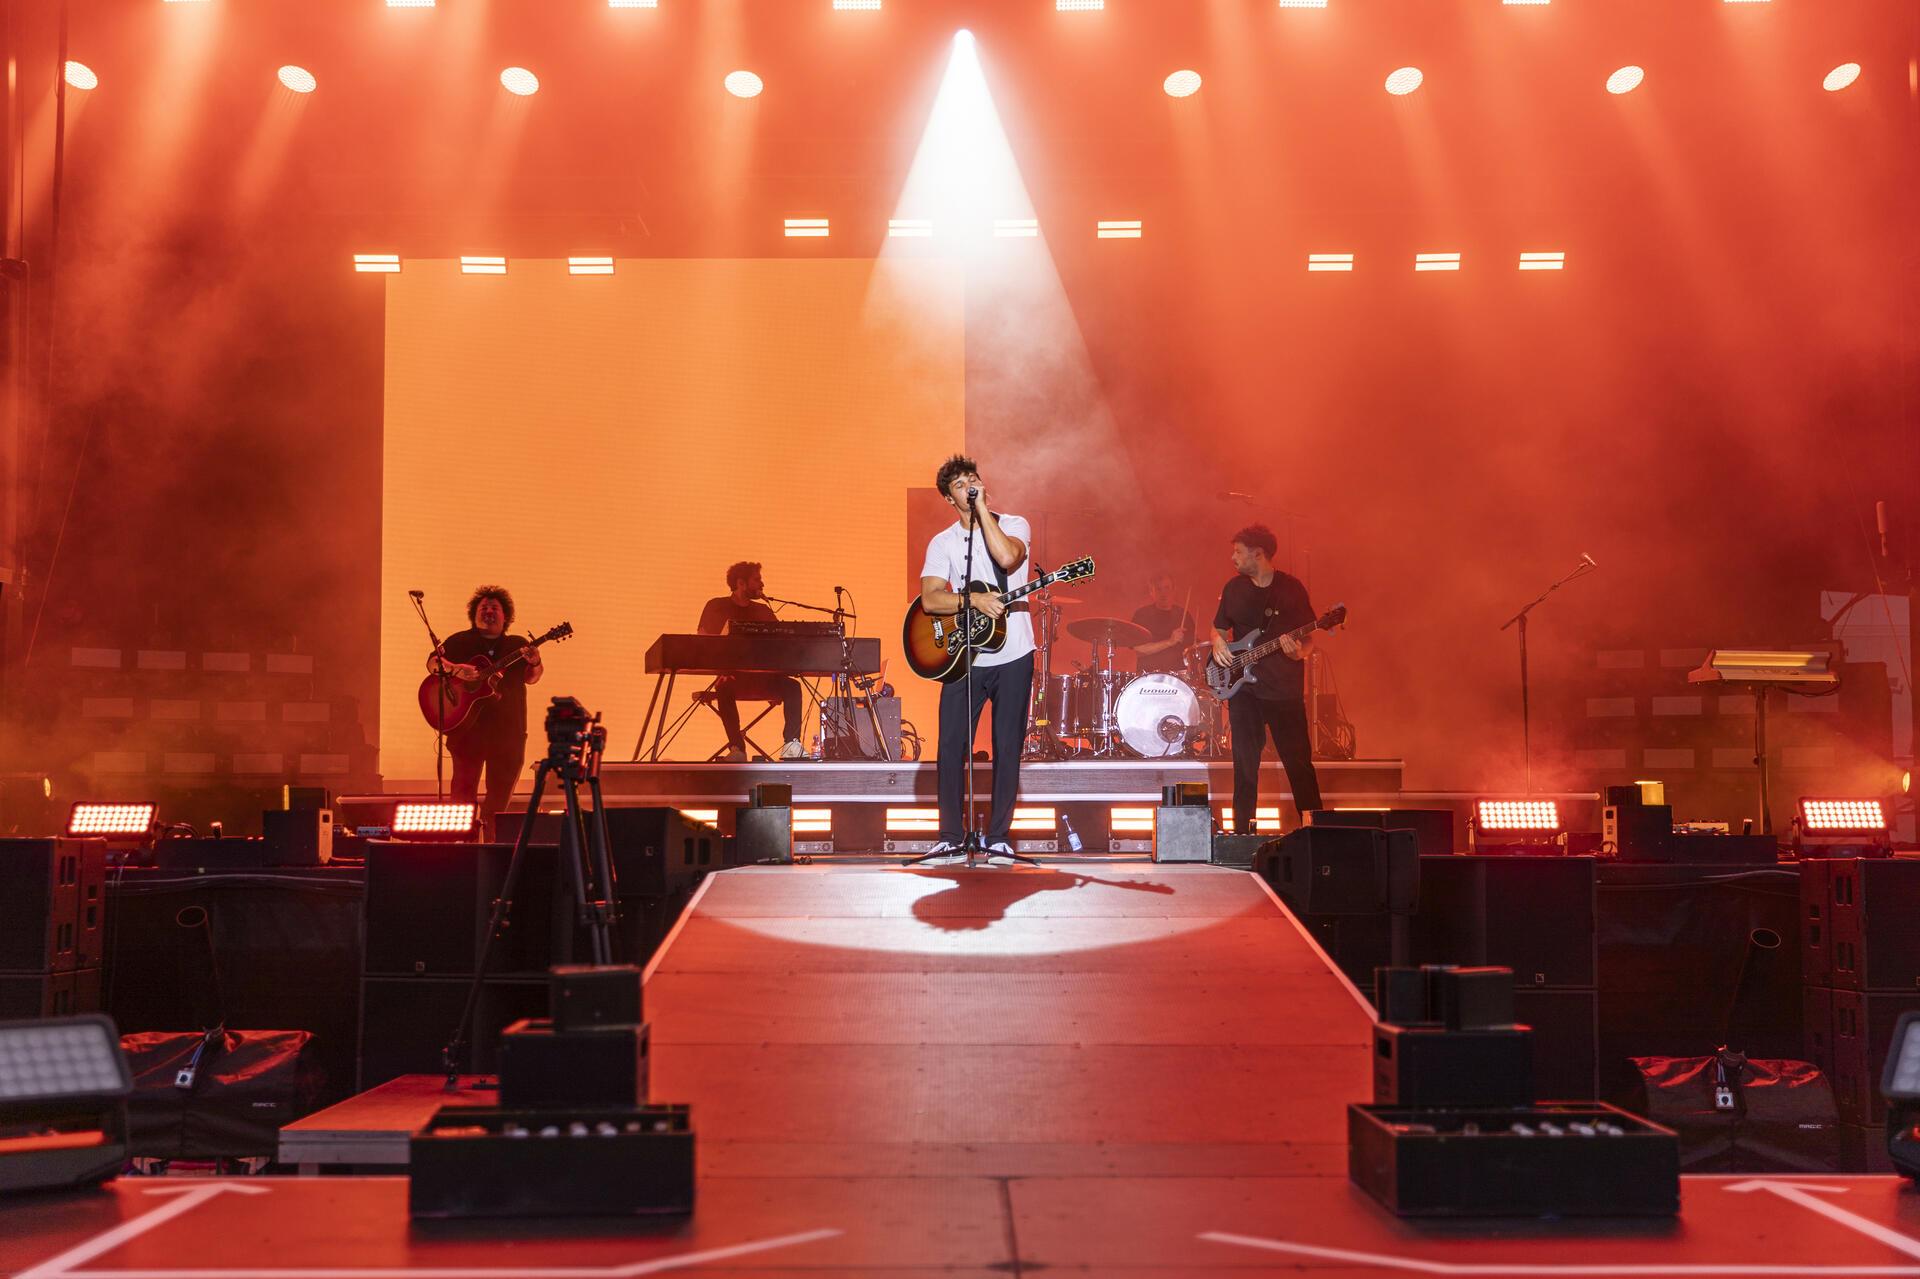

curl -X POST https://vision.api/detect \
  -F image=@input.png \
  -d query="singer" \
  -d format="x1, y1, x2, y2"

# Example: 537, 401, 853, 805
427, 586, 543, 825
918, 454, 1033, 857
697, 561, 807, 761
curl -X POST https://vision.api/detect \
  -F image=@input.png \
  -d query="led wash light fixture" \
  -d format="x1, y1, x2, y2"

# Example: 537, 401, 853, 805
1471, 799, 1566, 852
67, 803, 156, 837
391, 801, 479, 840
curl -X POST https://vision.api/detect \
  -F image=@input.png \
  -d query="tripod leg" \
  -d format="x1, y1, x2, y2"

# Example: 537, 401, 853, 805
442, 761, 550, 1083
585, 773, 620, 964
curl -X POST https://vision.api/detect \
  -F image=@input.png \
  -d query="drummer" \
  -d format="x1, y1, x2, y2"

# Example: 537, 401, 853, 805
1131, 573, 1194, 675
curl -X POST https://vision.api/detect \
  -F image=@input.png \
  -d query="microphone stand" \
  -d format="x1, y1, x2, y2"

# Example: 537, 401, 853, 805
1499, 557, 1597, 795
411, 593, 450, 800
761, 594, 872, 758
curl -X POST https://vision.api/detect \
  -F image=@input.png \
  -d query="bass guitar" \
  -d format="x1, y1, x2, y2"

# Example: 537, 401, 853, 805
418, 622, 574, 732
903, 556, 1095, 682
1204, 604, 1347, 700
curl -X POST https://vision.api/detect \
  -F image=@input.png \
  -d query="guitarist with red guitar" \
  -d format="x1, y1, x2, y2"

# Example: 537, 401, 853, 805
1208, 524, 1327, 832
427, 585, 546, 826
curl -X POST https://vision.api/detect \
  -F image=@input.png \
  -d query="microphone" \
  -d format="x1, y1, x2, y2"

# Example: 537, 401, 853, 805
967, 487, 980, 505
1579, 553, 1597, 569
408, 590, 425, 599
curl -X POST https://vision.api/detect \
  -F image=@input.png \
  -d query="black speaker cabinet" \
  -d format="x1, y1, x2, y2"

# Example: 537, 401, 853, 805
357, 976, 549, 1089
1514, 988, 1599, 1101
1308, 808, 1455, 857
1824, 988, 1920, 1124
1414, 856, 1596, 989
0, 968, 101, 1019
1257, 826, 1418, 915
490, 809, 715, 898
0, 838, 104, 973
1826, 859, 1920, 991
363, 842, 561, 978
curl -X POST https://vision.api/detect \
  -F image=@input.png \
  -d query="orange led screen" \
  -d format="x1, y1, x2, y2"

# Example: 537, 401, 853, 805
380, 258, 965, 780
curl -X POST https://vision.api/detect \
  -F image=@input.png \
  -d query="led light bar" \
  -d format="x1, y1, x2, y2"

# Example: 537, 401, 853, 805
792, 807, 833, 835
0, 1016, 131, 1102
387, 0, 435, 7
67, 803, 156, 837
391, 802, 478, 835
459, 256, 507, 275
833, 0, 881, 8
784, 218, 829, 238
1474, 800, 1562, 831
1057, 0, 1105, 10
888, 218, 933, 238
1414, 252, 1461, 272
1278, 0, 1328, 8
994, 218, 1039, 238
1110, 806, 1157, 834
1307, 253, 1354, 272
1010, 807, 1057, 833
353, 254, 400, 273
610, 0, 659, 7
1097, 220, 1143, 239
886, 807, 939, 832
568, 257, 614, 275
1519, 251, 1566, 271
682, 808, 720, 827
1222, 806, 1283, 834
1798, 799, 1887, 832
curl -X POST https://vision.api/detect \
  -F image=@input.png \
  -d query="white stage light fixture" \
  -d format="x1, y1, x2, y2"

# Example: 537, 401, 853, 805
353, 254, 401, 273
609, 0, 659, 7
63, 62, 98, 91
725, 70, 764, 98
1057, 0, 1105, 10
1518, 251, 1566, 270
387, 0, 435, 7
993, 218, 1039, 238
783, 218, 829, 238
833, 0, 882, 8
1278, 0, 1328, 7
1414, 252, 1461, 272
500, 67, 539, 96
460, 256, 507, 275
1385, 67, 1424, 96
1163, 70, 1202, 98
568, 257, 615, 275
1307, 253, 1354, 272
1096, 220, 1142, 239
1607, 65, 1645, 95
278, 66, 317, 94
1824, 63, 1862, 92
888, 218, 933, 237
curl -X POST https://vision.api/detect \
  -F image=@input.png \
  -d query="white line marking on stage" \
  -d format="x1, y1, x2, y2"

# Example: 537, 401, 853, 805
1724, 1180, 1920, 1262
1204, 1179, 1920, 1276
25, 1181, 839, 1279
21, 1184, 271, 1279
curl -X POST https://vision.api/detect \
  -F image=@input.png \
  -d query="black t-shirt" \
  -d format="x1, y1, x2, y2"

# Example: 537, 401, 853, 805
1131, 602, 1193, 674
698, 597, 778, 635
440, 627, 532, 747
1212, 572, 1314, 700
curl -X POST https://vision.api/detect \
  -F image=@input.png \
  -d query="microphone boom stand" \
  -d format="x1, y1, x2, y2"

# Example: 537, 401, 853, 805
411, 593, 451, 800
1499, 557, 1597, 795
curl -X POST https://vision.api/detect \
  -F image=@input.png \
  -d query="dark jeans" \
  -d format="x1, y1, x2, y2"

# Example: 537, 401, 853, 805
715, 675, 803, 752
937, 653, 1034, 844
1227, 693, 1322, 831
449, 735, 527, 833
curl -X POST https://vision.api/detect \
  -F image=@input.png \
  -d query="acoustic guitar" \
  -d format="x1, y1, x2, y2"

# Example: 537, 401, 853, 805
902, 557, 1095, 682
418, 622, 573, 732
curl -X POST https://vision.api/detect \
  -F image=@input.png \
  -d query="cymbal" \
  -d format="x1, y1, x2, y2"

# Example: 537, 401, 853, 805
1067, 616, 1153, 647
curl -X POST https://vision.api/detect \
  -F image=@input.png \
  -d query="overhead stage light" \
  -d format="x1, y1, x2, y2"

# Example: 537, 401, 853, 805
1057, 0, 1105, 10
353, 254, 401, 273
1518, 251, 1566, 270
888, 218, 933, 237
1824, 63, 1862, 92
609, 0, 659, 7
993, 218, 1039, 238
460, 256, 507, 274
568, 257, 614, 275
1163, 70, 1202, 98
1307, 253, 1354, 272
1607, 65, 1645, 95
725, 70, 764, 98
1097, 220, 1142, 239
63, 62, 98, 91
1278, 0, 1328, 7
278, 66, 317, 94
833, 0, 882, 8
783, 218, 829, 238
387, 0, 435, 7
500, 67, 539, 96
1414, 251, 1461, 272
1385, 67, 1424, 96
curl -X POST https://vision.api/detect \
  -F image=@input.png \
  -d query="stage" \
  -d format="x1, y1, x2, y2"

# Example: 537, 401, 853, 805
5, 864, 1918, 1275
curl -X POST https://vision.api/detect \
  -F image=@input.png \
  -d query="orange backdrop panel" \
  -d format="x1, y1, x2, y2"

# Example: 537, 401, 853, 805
380, 258, 965, 781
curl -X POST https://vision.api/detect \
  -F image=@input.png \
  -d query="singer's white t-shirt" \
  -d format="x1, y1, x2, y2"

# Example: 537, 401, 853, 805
920, 514, 1034, 668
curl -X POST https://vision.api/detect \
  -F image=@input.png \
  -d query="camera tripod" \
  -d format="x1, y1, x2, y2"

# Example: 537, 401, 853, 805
441, 697, 620, 1086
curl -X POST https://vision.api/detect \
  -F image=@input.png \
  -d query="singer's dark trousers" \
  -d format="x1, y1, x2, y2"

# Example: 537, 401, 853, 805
1228, 693, 1323, 831
713, 675, 803, 753
937, 653, 1034, 846
449, 736, 527, 833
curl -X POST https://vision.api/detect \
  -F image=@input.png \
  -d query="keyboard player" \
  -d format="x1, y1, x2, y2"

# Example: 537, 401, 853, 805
698, 561, 805, 761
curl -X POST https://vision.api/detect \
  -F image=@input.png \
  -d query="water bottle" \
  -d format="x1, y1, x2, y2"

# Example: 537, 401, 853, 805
1060, 813, 1084, 854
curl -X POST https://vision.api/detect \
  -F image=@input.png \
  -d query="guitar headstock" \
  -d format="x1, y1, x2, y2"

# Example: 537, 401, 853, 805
1317, 603, 1348, 632
1053, 556, 1095, 585
537, 622, 575, 645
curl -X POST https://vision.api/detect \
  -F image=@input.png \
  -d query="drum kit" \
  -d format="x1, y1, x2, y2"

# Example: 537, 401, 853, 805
1026, 595, 1229, 760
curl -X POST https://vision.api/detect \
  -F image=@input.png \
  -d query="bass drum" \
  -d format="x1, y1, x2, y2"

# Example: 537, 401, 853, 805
1114, 673, 1202, 757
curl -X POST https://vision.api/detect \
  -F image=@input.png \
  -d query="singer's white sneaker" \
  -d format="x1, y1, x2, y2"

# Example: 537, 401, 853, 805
779, 740, 807, 760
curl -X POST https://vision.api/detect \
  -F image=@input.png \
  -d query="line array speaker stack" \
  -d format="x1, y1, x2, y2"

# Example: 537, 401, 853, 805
0, 838, 107, 1019
1800, 858, 1920, 1136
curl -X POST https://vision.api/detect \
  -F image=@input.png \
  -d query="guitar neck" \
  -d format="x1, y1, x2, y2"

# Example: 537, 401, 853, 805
1002, 571, 1067, 605
1243, 619, 1315, 664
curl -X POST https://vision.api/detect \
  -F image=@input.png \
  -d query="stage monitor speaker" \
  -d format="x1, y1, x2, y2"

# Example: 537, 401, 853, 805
490, 809, 715, 898
363, 842, 560, 978
1153, 806, 1211, 863
1414, 856, 1596, 988
1825, 988, 1920, 1124
357, 976, 549, 1089
1256, 826, 1418, 915
1307, 808, 1455, 857
737, 805, 792, 865
823, 696, 901, 761
1827, 859, 1920, 991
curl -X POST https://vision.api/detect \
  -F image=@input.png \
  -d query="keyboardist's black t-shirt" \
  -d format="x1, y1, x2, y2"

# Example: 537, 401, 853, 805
698, 597, 778, 635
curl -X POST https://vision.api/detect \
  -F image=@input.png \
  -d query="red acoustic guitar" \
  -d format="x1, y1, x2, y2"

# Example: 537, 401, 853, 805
418, 622, 573, 732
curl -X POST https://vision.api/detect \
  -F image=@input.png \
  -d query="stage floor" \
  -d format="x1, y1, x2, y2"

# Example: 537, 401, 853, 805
5, 865, 1916, 1276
